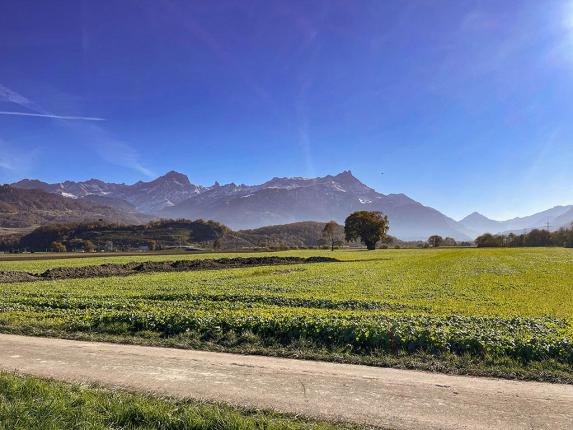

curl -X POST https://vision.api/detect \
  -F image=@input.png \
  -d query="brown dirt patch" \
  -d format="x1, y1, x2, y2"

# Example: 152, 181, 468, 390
0, 256, 338, 283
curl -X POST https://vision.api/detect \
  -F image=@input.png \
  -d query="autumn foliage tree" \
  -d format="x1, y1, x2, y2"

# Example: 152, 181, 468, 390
50, 241, 67, 252
344, 211, 389, 250
82, 240, 96, 252
322, 220, 341, 251
428, 235, 443, 248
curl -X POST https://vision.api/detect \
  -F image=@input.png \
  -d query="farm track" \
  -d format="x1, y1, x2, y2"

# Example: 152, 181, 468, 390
1, 334, 572, 429
0, 256, 339, 283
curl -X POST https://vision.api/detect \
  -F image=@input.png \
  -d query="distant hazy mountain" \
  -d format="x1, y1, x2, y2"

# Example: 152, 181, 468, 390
0, 185, 141, 228
458, 212, 505, 236
11, 170, 472, 240
459, 205, 573, 236
553, 207, 573, 229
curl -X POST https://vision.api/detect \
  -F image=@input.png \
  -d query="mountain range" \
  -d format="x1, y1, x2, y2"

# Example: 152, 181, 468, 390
459, 205, 573, 237
0, 185, 141, 228
13, 171, 203, 214
5, 171, 572, 240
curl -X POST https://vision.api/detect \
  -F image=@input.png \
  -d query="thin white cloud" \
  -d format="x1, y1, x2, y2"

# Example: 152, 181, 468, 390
95, 138, 155, 178
0, 111, 105, 121
64, 122, 155, 179
0, 83, 152, 178
0, 138, 38, 176
545, 0, 573, 68
0, 84, 36, 109
0, 140, 17, 171
0, 83, 104, 121
295, 68, 317, 177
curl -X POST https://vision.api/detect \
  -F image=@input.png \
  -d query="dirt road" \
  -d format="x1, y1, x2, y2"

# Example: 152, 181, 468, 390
0, 334, 571, 429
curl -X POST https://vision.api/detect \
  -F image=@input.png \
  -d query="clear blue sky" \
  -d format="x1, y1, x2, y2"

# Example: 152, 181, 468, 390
1, 0, 572, 220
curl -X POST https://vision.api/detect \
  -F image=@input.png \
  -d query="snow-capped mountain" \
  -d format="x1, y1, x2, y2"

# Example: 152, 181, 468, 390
12, 171, 204, 214
162, 171, 472, 240
21, 169, 573, 240
11, 170, 473, 239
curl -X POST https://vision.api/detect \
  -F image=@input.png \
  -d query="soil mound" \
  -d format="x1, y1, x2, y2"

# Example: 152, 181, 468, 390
0, 271, 38, 283
0, 256, 339, 283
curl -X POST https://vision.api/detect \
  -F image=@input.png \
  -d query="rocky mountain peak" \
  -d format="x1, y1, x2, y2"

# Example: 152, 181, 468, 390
329, 170, 373, 194
154, 171, 191, 186
334, 170, 355, 180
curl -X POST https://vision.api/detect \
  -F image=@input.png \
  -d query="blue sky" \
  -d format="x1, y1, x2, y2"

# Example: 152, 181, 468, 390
1, 0, 573, 220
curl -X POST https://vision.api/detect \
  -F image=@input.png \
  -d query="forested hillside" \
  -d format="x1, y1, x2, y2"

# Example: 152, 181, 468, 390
17, 219, 228, 252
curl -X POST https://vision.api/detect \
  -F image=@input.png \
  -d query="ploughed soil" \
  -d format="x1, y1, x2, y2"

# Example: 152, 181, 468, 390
0, 256, 339, 283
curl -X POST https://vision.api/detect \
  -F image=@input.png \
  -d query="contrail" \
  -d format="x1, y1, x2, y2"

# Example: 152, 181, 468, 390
0, 111, 105, 121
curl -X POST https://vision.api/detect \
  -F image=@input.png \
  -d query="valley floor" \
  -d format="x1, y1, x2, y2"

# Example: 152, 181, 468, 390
1, 248, 573, 428
1, 334, 572, 429
1, 248, 572, 382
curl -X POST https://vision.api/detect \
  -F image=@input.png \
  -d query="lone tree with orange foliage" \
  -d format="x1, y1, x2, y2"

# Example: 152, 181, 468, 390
428, 235, 443, 248
344, 211, 389, 250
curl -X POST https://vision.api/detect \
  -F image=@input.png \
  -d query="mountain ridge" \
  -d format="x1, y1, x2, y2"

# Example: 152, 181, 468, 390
0, 185, 142, 228
9, 170, 470, 240
12, 171, 205, 214
160, 170, 470, 239
8, 170, 572, 240
459, 205, 573, 236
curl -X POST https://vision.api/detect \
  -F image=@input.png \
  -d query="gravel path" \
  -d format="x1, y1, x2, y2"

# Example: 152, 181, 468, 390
0, 334, 572, 429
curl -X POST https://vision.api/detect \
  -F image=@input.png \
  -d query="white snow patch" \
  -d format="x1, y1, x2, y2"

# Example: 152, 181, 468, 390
60, 192, 78, 199
240, 194, 253, 198
265, 185, 300, 190
358, 198, 372, 204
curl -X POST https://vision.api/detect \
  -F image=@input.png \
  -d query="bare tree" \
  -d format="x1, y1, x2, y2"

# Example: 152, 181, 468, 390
322, 221, 340, 251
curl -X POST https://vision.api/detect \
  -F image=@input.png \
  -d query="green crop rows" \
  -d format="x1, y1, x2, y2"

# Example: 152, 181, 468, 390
1, 248, 572, 375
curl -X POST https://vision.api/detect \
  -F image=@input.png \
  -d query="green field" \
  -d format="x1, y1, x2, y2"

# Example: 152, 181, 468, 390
1, 248, 572, 381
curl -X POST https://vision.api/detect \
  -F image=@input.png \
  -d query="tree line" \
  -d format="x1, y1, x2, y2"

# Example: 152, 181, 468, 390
475, 226, 573, 248
13, 211, 568, 253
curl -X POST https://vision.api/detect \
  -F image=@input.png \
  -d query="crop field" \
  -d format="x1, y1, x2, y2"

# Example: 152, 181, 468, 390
0, 248, 572, 381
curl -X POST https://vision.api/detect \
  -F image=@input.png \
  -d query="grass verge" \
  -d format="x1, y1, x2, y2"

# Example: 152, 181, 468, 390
0, 371, 364, 430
